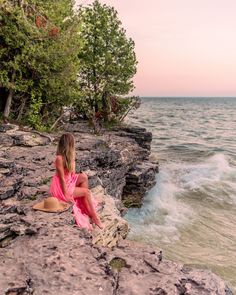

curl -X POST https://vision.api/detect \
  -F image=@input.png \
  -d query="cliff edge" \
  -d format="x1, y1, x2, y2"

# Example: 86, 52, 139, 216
0, 122, 232, 295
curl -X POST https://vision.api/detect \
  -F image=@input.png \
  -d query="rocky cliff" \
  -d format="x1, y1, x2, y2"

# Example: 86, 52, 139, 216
0, 122, 232, 295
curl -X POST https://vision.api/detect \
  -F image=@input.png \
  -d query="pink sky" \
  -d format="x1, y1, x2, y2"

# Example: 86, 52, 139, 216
76, 0, 236, 96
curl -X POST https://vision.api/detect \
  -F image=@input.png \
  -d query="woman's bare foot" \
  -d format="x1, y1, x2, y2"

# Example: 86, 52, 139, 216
92, 216, 104, 229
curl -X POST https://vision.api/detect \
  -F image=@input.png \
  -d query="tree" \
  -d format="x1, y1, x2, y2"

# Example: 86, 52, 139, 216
77, 0, 138, 123
0, 0, 81, 129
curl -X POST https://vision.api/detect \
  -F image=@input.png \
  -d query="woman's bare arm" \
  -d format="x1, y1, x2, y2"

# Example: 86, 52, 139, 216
55, 156, 67, 197
72, 160, 76, 174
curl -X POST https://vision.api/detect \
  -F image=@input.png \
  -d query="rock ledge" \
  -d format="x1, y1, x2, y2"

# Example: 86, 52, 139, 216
0, 122, 232, 295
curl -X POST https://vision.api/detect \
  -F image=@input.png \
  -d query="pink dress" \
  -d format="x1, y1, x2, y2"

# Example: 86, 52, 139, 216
50, 156, 97, 230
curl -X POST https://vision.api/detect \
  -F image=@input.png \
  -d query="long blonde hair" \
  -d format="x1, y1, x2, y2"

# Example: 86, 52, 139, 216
57, 133, 75, 172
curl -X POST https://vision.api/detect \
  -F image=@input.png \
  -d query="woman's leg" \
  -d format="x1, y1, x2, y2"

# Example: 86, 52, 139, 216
75, 173, 92, 216
73, 186, 103, 229
76, 172, 88, 189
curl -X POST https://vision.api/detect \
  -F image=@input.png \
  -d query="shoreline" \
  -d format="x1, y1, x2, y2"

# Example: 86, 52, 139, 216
0, 121, 233, 294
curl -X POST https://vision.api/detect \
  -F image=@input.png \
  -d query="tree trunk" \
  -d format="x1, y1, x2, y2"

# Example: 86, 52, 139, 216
4, 70, 16, 119
93, 68, 99, 114
102, 91, 110, 122
50, 108, 64, 131
95, 102, 99, 113
4, 89, 14, 118
17, 96, 27, 121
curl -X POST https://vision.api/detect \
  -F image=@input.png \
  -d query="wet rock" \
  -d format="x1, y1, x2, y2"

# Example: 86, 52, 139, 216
122, 161, 158, 207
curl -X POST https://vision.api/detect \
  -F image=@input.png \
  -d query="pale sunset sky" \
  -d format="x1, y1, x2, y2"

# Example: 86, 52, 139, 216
76, 0, 236, 97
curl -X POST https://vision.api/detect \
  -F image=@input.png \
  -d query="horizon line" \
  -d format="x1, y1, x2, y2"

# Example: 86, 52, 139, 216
139, 96, 236, 98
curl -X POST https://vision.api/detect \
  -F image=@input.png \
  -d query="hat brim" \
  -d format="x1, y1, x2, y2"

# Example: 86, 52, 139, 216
33, 200, 70, 213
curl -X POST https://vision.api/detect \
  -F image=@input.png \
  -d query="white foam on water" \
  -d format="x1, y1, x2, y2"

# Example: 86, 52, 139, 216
126, 98, 236, 290
126, 153, 236, 243
180, 154, 231, 185
126, 165, 194, 243
178, 154, 236, 204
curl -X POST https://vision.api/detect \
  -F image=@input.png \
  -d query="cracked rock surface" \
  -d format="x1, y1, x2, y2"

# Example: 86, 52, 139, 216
0, 122, 232, 294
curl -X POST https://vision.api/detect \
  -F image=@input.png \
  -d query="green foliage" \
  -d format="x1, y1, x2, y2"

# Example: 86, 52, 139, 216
0, 0, 81, 128
76, 0, 138, 123
114, 96, 141, 121
27, 93, 42, 129
0, 0, 139, 130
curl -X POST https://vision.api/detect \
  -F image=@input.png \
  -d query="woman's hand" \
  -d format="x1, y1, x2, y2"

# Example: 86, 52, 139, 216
66, 194, 74, 204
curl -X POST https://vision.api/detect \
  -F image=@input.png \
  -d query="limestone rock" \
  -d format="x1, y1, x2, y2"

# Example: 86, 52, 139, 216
0, 123, 19, 133
122, 161, 159, 207
91, 185, 129, 247
0, 124, 51, 148
13, 133, 50, 147
0, 134, 14, 147
0, 121, 232, 294
0, 177, 23, 200
115, 125, 153, 151
106, 240, 233, 295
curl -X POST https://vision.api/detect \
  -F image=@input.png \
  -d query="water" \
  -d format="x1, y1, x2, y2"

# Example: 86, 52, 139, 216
125, 97, 236, 291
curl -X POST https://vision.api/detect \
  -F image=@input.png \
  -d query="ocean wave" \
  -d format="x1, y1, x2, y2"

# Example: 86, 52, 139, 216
126, 153, 236, 242
179, 154, 236, 203
126, 98, 236, 289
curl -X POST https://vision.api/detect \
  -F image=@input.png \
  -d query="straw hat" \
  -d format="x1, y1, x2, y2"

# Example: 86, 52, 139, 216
33, 197, 70, 213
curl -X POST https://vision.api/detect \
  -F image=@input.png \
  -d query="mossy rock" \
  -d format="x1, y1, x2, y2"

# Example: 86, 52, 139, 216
40, 177, 51, 185
109, 257, 127, 272
122, 194, 142, 208
28, 195, 37, 201
0, 233, 18, 248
